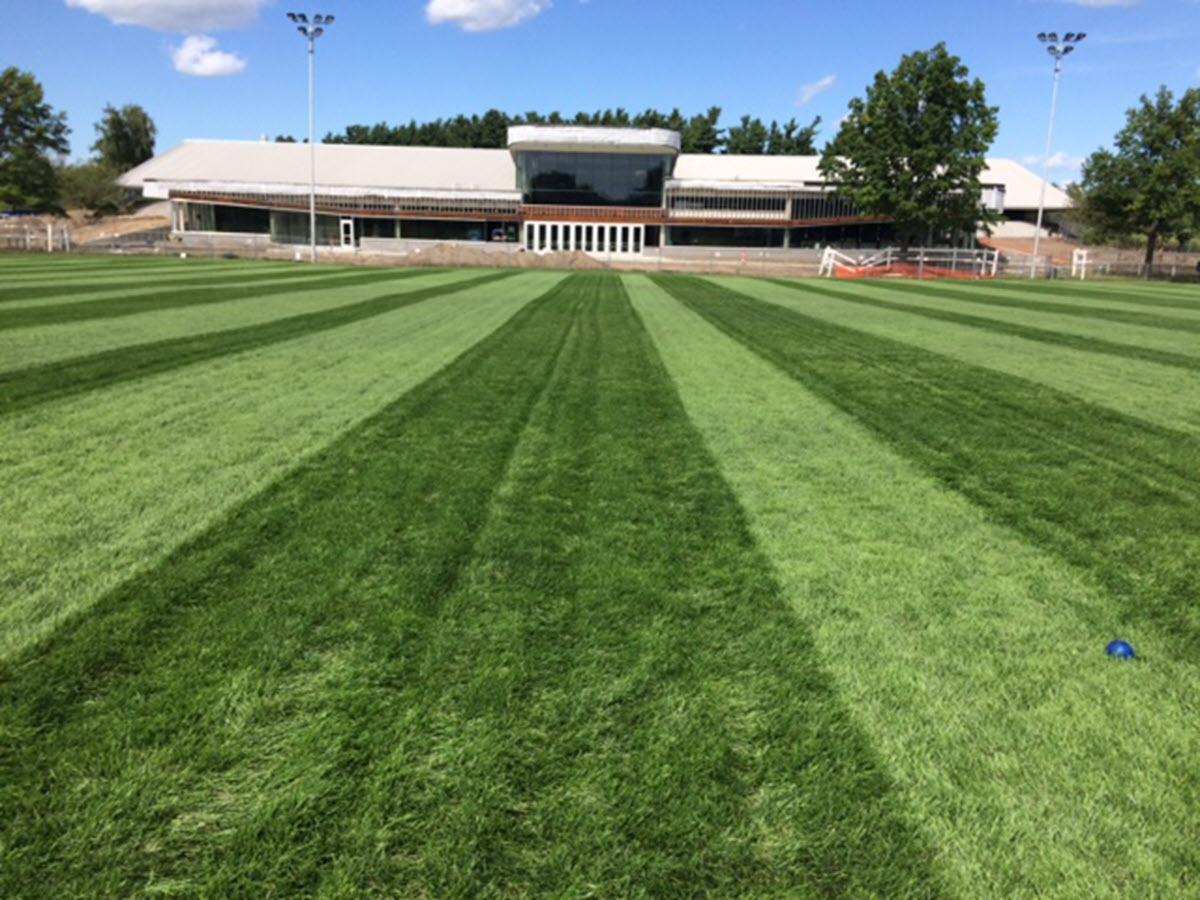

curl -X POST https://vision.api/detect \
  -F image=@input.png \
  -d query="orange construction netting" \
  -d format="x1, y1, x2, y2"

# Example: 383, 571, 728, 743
834, 262, 994, 281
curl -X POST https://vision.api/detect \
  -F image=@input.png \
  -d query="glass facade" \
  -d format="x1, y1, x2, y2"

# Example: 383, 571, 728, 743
516, 151, 673, 208
668, 226, 786, 248
184, 203, 270, 234
270, 211, 340, 246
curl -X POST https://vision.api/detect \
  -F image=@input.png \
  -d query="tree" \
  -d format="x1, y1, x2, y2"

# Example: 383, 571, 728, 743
1079, 86, 1200, 266
91, 104, 156, 172
0, 67, 70, 212
725, 115, 770, 154
682, 107, 723, 154
768, 117, 821, 155
819, 43, 998, 248
57, 160, 127, 215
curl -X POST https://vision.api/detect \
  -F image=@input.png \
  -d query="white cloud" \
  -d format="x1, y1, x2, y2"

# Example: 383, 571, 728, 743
797, 75, 836, 108
1022, 151, 1084, 170
66, 0, 269, 32
425, 0, 552, 31
172, 34, 246, 76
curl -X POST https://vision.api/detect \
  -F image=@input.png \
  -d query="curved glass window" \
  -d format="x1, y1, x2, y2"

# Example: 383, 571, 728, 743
516, 151, 673, 208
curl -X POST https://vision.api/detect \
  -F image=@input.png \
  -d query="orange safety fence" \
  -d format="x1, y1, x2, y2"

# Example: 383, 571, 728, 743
834, 262, 994, 281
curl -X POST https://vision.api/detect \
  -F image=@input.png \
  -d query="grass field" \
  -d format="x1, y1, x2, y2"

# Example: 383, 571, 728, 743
1, 253, 1198, 897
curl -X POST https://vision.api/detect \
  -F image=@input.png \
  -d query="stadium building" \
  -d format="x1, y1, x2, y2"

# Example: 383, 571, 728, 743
120, 126, 1071, 257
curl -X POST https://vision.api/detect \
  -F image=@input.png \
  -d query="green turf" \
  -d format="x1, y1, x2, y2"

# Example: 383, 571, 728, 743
718, 275, 1200, 433
0, 269, 514, 416
884, 279, 1200, 332
1, 255, 1198, 896
770, 278, 1200, 372
0, 266, 436, 330
627, 273, 1200, 897
651, 274, 1200, 655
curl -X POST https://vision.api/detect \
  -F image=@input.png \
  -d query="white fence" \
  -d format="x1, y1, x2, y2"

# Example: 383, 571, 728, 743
820, 246, 1000, 279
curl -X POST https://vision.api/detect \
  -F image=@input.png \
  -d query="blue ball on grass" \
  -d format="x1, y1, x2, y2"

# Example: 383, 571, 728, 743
1106, 640, 1136, 660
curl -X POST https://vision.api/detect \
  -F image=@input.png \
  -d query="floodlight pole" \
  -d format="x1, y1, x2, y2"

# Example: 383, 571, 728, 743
1031, 32, 1084, 278
288, 12, 334, 263
307, 33, 316, 264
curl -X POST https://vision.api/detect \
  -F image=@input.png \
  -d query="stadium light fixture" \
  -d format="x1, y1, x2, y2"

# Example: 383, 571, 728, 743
1030, 30, 1084, 278
287, 11, 335, 264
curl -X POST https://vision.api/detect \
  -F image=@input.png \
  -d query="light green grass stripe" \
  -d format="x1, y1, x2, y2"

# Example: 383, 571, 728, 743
851, 280, 1200, 355
0, 268, 477, 374
937, 279, 1200, 317
984, 278, 1200, 312
0, 258, 274, 284
719, 275, 1200, 433
626, 273, 1200, 898
0, 264, 306, 309
0, 270, 563, 659
0, 261, 279, 295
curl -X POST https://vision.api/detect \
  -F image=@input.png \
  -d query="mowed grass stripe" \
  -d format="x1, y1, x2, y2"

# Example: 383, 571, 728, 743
724, 275, 1200, 433
0, 265, 336, 306
0, 259, 269, 285
0, 273, 944, 897
0, 268, 476, 375
0, 275, 584, 897
0, 270, 509, 416
0, 271, 561, 660
310, 273, 941, 897
980, 277, 1200, 312
852, 278, 1200, 352
773, 278, 1200, 372
0, 266, 428, 329
884, 279, 1200, 332
654, 275, 1200, 655
628, 274, 1200, 897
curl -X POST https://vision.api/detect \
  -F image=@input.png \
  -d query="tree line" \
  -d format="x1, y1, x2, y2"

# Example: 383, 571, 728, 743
1, 66, 156, 216
317, 108, 822, 155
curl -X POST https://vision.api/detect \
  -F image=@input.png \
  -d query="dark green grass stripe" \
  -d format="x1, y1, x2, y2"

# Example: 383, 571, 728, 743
308, 274, 942, 897
0, 275, 585, 897
0, 266, 329, 304
0, 259, 253, 281
0, 267, 428, 330
0, 273, 942, 897
0, 270, 514, 417
883, 280, 1200, 332
981, 279, 1200, 312
771, 278, 1200, 372
654, 274, 1200, 656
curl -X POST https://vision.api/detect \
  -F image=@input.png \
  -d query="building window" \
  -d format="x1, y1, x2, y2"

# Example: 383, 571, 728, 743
516, 151, 673, 208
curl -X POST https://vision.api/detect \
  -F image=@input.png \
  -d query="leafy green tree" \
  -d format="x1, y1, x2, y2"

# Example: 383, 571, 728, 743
1079, 86, 1200, 266
0, 67, 70, 212
91, 104, 156, 172
819, 43, 998, 248
57, 160, 127, 215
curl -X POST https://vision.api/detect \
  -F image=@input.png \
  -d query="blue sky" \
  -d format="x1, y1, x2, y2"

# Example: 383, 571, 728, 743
4, 0, 1199, 181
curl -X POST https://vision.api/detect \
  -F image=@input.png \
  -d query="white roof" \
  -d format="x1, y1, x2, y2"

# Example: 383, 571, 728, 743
121, 141, 1071, 211
507, 125, 681, 155
672, 154, 1071, 210
120, 140, 518, 195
